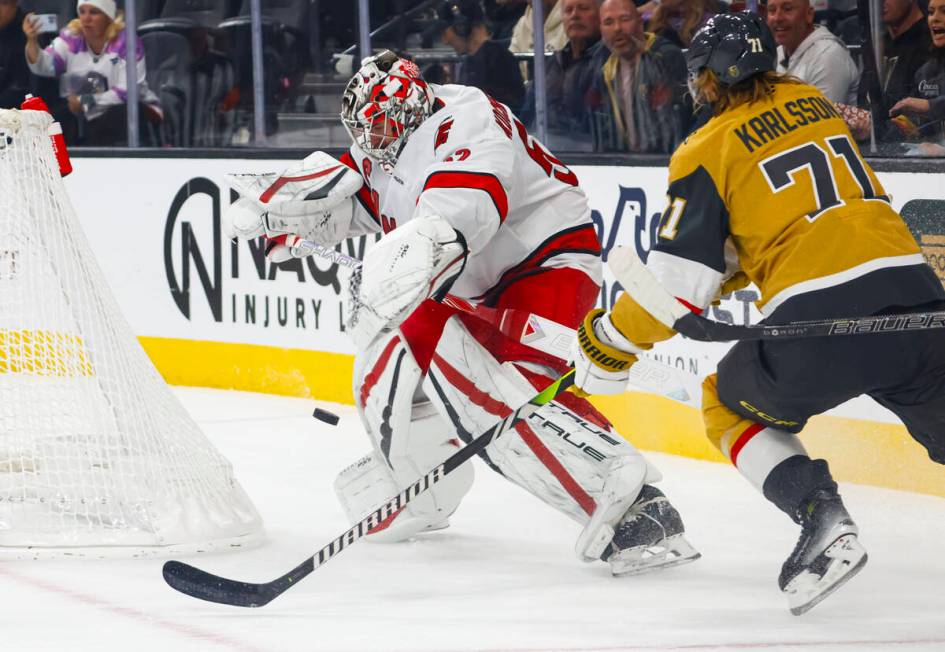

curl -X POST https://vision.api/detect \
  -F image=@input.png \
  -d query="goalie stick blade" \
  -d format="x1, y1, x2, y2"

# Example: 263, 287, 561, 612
162, 559, 312, 608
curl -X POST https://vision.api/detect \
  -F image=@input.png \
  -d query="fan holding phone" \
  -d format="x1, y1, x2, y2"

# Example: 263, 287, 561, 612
22, 0, 162, 145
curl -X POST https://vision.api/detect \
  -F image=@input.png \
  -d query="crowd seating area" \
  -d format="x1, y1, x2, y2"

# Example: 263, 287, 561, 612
0, 0, 942, 156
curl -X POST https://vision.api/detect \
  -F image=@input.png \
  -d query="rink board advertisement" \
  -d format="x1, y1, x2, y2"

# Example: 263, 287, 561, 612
65, 159, 945, 496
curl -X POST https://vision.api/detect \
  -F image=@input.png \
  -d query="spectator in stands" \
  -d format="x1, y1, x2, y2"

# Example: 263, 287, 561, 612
0, 0, 29, 109
767, 0, 858, 103
523, 0, 605, 144
484, 0, 528, 43
878, 0, 932, 124
592, 0, 688, 152
439, 0, 525, 110
646, 0, 713, 48
888, 0, 945, 154
23, 0, 161, 146
509, 0, 568, 78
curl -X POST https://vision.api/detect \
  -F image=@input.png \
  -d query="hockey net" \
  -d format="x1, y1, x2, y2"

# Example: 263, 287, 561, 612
0, 109, 263, 558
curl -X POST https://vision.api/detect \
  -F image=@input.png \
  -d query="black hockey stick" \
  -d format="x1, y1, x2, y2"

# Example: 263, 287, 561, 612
673, 309, 945, 342
610, 245, 945, 343
162, 370, 576, 607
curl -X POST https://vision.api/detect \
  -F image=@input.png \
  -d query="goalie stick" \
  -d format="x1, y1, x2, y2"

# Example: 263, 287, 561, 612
162, 371, 575, 607
609, 245, 945, 343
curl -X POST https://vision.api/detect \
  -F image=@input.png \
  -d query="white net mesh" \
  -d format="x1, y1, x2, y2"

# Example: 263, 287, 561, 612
0, 109, 263, 558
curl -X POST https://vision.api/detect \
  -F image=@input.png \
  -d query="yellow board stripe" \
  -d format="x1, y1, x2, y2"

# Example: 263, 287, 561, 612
0, 329, 92, 376
137, 337, 942, 498
139, 336, 355, 405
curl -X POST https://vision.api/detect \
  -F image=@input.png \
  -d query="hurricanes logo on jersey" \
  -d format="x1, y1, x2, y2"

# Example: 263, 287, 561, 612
434, 118, 454, 152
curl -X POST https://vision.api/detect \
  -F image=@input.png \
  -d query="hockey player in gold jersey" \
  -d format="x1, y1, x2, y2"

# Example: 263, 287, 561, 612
571, 12, 945, 615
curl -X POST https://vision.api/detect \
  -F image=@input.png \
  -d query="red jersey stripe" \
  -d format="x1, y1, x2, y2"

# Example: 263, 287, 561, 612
475, 224, 601, 303
422, 171, 509, 222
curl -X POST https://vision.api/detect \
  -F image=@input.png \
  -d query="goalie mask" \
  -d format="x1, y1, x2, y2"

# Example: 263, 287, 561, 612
341, 51, 436, 165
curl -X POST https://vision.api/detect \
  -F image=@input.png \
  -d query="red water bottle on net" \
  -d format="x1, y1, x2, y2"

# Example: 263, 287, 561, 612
20, 94, 73, 177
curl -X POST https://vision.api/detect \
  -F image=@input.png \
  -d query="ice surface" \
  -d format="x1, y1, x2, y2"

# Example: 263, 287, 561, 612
4, 387, 944, 652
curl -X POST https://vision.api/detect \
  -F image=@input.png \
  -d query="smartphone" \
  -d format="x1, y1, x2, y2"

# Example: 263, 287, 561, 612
31, 14, 59, 35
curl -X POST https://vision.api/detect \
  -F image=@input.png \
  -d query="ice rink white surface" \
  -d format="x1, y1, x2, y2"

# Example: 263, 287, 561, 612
5, 387, 945, 652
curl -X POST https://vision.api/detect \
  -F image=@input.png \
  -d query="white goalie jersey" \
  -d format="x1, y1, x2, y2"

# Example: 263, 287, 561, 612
340, 84, 602, 302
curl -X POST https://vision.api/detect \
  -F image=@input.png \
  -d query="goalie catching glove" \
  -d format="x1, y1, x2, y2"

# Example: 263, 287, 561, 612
222, 151, 364, 262
570, 309, 644, 395
348, 215, 467, 349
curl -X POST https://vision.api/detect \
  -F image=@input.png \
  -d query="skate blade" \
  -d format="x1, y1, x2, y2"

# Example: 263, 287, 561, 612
785, 534, 868, 616
610, 534, 701, 577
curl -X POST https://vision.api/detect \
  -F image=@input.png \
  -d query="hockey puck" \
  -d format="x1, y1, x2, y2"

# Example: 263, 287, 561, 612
313, 408, 340, 426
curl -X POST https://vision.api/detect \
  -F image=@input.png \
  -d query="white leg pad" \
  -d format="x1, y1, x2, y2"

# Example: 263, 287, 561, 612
574, 454, 648, 562
350, 330, 474, 543
333, 448, 463, 543
424, 317, 661, 530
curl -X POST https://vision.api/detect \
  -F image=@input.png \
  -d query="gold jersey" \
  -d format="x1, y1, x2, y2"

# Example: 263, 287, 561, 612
616, 81, 943, 345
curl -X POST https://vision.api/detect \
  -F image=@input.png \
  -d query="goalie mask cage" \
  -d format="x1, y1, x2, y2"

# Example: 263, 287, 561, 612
0, 109, 263, 558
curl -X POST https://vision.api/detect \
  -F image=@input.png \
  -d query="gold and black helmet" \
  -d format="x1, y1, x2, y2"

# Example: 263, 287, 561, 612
686, 12, 777, 86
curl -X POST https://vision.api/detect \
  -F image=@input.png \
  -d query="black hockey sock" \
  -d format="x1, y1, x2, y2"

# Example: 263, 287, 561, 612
762, 455, 839, 521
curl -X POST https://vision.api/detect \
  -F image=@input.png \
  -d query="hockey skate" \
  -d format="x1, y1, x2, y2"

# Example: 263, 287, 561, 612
601, 485, 701, 576
779, 489, 868, 616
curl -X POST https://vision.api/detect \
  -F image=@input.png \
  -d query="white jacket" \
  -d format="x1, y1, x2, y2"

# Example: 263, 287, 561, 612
28, 27, 160, 120
776, 25, 859, 104
509, 1, 567, 54
509, 1, 567, 78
